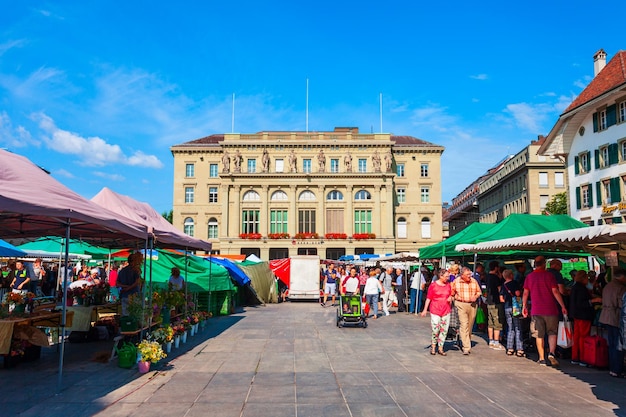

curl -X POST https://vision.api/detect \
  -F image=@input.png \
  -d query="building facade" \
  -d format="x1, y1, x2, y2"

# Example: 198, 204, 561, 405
171, 127, 444, 260
540, 49, 626, 226
479, 137, 567, 223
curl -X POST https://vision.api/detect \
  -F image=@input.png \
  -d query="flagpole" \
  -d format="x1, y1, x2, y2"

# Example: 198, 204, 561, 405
306, 79, 309, 133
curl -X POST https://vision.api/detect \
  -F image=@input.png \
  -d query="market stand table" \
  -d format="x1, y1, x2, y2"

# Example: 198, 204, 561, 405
0, 309, 74, 355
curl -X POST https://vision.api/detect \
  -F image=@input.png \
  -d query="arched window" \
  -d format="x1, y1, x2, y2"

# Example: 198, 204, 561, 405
421, 217, 431, 239
184, 217, 195, 237
355, 190, 371, 200
327, 190, 344, 201
242, 190, 260, 201
298, 190, 316, 201
397, 217, 407, 239
207, 218, 218, 239
271, 190, 288, 201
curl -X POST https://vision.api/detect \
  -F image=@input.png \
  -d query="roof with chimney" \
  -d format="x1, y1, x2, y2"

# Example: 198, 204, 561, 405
564, 49, 626, 114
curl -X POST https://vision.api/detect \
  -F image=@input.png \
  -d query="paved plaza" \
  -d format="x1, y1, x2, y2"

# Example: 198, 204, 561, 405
2, 302, 625, 417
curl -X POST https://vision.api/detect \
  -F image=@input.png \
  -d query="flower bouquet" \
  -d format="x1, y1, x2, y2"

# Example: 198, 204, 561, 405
148, 328, 168, 345
137, 339, 166, 364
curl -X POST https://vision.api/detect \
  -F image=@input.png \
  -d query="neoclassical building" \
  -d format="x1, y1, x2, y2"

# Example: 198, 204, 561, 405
171, 127, 444, 260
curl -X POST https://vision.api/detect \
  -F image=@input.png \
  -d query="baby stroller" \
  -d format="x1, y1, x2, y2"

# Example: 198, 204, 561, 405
336, 294, 367, 328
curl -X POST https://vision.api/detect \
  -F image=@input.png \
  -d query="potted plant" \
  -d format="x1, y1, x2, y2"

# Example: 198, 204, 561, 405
137, 339, 166, 373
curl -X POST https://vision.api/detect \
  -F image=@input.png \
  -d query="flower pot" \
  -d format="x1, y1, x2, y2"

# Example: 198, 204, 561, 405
200, 320, 206, 329
174, 335, 180, 349
194, 323, 199, 333
181, 331, 188, 344
66, 297, 74, 306
190, 326, 195, 337
120, 316, 138, 332
165, 341, 172, 353
138, 361, 150, 373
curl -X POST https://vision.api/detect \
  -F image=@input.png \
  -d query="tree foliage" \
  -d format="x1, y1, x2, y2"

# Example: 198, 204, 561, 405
162, 209, 173, 224
544, 192, 568, 215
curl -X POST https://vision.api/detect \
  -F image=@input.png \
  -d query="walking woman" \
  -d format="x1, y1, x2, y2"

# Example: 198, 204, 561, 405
421, 269, 453, 355
500, 269, 524, 357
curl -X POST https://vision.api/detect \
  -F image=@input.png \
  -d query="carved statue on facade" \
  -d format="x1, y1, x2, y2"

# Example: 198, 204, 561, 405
262, 148, 270, 173
233, 150, 243, 173
384, 150, 393, 172
317, 149, 326, 172
288, 149, 297, 173
221, 150, 230, 173
372, 150, 381, 172
344, 151, 352, 172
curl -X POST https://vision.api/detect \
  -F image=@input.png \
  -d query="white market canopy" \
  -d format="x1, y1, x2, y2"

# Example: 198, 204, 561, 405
455, 223, 626, 258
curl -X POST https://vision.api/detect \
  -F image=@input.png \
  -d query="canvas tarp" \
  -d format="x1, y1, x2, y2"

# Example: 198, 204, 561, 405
419, 223, 497, 259
0, 239, 26, 257
147, 250, 233, 292
91, 187, 211, 252
269, 258, 290, 287
237, 260, 278, 304
18, 236, 111, 259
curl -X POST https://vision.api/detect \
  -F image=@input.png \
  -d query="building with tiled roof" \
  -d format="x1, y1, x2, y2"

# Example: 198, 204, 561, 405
539, 49, 626, 226
171, 127, 444, 259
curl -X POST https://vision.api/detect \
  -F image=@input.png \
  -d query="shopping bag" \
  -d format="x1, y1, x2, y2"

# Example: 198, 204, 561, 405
511, 296, 522, 317
475, 306, 486, 325
557, 317, 573, 348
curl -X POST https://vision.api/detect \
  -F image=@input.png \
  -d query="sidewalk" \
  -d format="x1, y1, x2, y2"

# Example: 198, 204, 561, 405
2, 303, 625, 417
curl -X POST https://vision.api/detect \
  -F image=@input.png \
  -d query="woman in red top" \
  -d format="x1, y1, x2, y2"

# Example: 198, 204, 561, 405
421, 269, 453, 355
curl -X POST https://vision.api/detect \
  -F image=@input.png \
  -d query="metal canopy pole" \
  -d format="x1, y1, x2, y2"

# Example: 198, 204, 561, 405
57, 219, 70, 394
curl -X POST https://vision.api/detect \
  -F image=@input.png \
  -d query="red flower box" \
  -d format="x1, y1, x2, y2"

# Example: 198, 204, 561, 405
324, 233, 347, 239
239, 233, 262, 240
294, 232, 319, 239
268, 233, 290, 239
352, 233, 376, 240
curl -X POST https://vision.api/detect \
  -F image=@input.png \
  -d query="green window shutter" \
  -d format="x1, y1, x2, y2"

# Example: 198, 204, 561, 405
611, 177, 621, 203
609, 143, 619, 165
586, 151, 591, 172
576, 186, 581, 209
596, 181, 602, 206
593, 112, 599, 132
595, 149, 600, 169
607, 104, 617, 127
574, 156, 580, 175
613, 217, 623, 224
588, 183, 594, 207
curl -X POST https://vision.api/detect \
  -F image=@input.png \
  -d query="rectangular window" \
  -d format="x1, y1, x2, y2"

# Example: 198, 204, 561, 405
184, 187, 194, 203
420, 163, 429, 177
330, 159, 339, 173
397, 187, 406, 203
185, 163, 195, 177
354, 210, 372, 234
396, 163, 405, 177
298, 210, 316, 233
603, 181, 611, 204
619, 101, 626, 124
358, 159, 367, 173
540, 195, 549, 211
582, 185, 590, 208
599, 109, 607, 131
270, 210, 288, 233
241, 210, 260, 234
209, 164, 218, 178
601, 146, 609, 168
325, 209, 344, 233
303, 159, 312, 173
208, 187, 218, 203
539, 172, 548, 187
248, 159, 256, 173
421, 186, 430, 203
555, 172, 564, 187
580, 153, 589, 173
275, 159, 284, 173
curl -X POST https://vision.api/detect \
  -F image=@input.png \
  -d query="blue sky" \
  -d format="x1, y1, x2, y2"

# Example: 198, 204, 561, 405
1, 1, 625, 213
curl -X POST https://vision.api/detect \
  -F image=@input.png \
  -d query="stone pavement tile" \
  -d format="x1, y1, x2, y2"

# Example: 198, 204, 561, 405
384, 384, 447, 405
294, 338, 323, 352
124, 402, 192, 417
295, 372, 338, 386
335, 371, 379, 386
146, 383, 206, 403
257, 353, 294, 372
341, 385, 396, 405
400, 403, 461, 417
296, 384, 344, 404
375, 371, 422, 386
346, 402, 406, 417
167, 370, 217, 384
252, 371, 295, 385
93, 402, 142, 417
185, 402, 244, 417
195, 383, 250, 403
269, 327, 295, 339
295, 353, 331, 372
265, 340, 295, 352
247, 383, 295, 403
207, 371, 255, 386
241, 402, 296, 417
219, 355, 261, 372
297, 403, 352, 417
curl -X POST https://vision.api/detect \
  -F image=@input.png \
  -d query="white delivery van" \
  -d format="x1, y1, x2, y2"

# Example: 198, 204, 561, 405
288, 255, 321, 300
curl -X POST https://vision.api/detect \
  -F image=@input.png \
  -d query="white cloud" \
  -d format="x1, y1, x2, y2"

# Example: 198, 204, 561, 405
470, 74, 488, 80
0, 111, 39, 148
35, 113, 163, 168
504, 102, 557, 133
54, 168, 74, 178
93, 171, 125, 181
573, 75, 591, 90
0, 39, 27, 56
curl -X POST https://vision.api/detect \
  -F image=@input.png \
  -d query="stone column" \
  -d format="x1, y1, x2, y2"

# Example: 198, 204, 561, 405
220, 185, 230, 238
318, 184, 325, 236
385, 185, 393, 238
374, 185, 382, 237
260, 185, 269, 236
232, 185, 241, 237
290, 185, 297, 236
346, 185, 353, 237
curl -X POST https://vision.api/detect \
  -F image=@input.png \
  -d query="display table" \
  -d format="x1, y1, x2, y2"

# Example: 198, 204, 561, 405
65, 303, 120, 332
0, 310, 74, 355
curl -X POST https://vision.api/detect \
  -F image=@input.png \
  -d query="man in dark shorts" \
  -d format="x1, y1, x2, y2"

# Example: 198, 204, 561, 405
485, 261, 505, 350
522, 256, 568, 366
